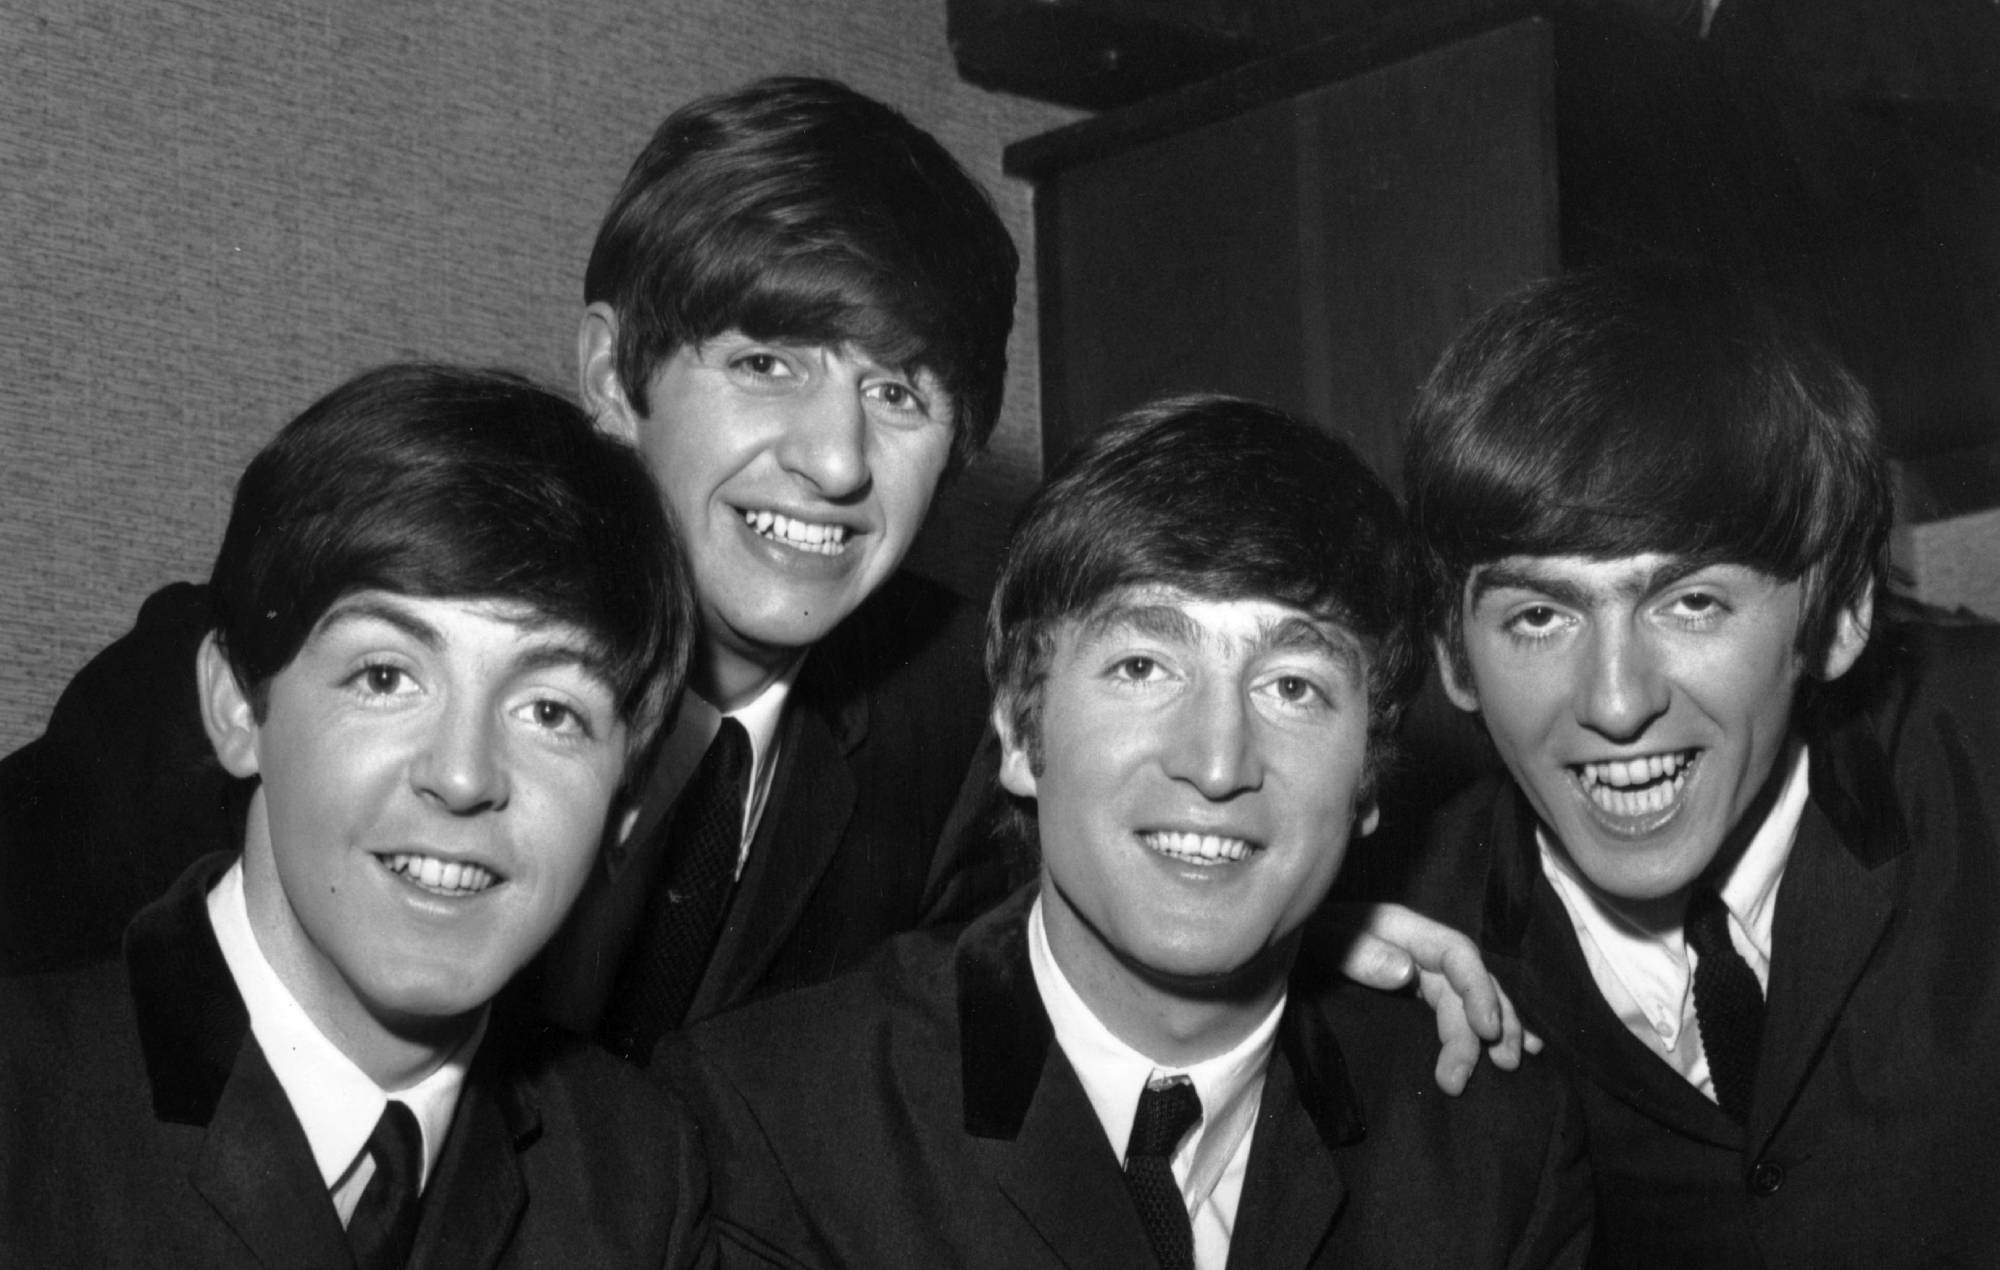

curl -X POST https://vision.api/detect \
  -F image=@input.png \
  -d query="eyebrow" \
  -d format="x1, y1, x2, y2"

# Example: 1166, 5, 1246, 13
1468, 558, 1710, 609
1084, 602, 1366, 678
314, 596, 616, 683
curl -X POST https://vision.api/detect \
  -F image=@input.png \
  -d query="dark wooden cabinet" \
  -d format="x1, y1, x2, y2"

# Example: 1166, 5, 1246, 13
1006, 8, 2000, 515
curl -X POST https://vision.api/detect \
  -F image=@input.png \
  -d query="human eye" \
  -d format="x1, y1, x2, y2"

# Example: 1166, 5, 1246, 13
345, 660, 419, 700
862, 376, 935, 426
517, 696, 595, 741
1258, 673, 1330, 711
1106, 654, 1167, 684
727, 347, 800, 386
1501, 602, 1572, 645
1660, 588, 1730, 629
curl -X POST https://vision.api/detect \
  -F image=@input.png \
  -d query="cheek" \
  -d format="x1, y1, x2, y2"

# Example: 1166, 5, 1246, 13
874, 435, 951, 526
1469, 661, 1566, 749
525, 769, 620, 887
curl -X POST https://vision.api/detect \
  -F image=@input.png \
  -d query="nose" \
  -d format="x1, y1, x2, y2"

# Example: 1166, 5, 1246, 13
1162, 679, 1264, 800
411, 697, 510, 814
1575, 620, 1670, 742
774, 375, 870, 500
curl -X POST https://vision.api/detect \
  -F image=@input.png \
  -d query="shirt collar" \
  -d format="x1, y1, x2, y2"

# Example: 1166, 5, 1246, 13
207, 859, 480, 1192
1715, 741, 1809, 965
617, 665, 799, 871
1026, 894, 1279, 1212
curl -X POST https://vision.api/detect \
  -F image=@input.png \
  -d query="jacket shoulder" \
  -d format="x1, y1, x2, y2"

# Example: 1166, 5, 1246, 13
2, 582, 241, 971
486, 1026, 714, 1267
1297, 980, 1593, 1264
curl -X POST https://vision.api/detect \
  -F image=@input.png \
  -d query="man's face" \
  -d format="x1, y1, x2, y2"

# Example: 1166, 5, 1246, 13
210, 592, 628, 1044
999, 590, 1379, 994
617, 330, 955, 703
1444, 554, 1867, 902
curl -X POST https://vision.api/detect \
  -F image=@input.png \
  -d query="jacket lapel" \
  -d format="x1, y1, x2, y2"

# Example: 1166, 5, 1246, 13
1479, 792, 1742, 1147
955, 892, 1162, 1268
406, 1033, 533, 1269
1751, 742, 1901, 1151
1224, 1005, 1359, 1270
126, 853, 352, 1268
190, 1047, 355, 1270
691, 690, 858, 1018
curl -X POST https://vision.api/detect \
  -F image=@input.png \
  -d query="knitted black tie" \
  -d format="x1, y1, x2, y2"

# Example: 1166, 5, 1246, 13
598, 718, 752, 1064
347, 1100, 423, 1270
1125, 1078, 1202, 1270
1686, 885, 1765, 1122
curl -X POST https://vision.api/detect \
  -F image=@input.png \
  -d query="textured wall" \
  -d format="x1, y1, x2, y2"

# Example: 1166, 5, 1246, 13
0, 0, 1082, 752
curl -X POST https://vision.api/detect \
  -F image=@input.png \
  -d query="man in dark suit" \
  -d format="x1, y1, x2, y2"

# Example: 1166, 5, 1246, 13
1398, 266, 2000, 1267
663, 396, 1593, 1269
2, 365, 710, 1266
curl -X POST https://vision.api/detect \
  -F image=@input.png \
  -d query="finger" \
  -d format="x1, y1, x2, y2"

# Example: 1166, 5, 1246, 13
1337, 929, 1417, 993
1421, 969, 1478, 1096
1483, 977, 1525, 1070
1434, 939, 1504, 1042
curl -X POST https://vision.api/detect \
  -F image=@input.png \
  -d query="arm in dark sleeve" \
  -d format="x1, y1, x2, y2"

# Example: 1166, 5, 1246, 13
0, 582, 247, 970
655, 1031, 824, 1270
1506, 1069, 1595, 1270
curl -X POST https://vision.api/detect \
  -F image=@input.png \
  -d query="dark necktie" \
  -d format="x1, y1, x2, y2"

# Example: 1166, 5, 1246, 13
599, 718, 752, 1064
347, 1100, 423, 1270
1686, 885, 1765, 1122
1125, 1078, 1202, 1270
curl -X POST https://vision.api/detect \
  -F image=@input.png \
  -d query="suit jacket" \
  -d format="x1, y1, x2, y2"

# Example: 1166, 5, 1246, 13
0, 852, 713, 1269
1, 574, 1006, 1023
659, 886, 1592, 1269
1403, 620, 2000, 1269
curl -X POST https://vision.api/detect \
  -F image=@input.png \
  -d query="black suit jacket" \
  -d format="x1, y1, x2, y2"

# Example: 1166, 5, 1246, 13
1404, 621, 2000, 1269
0, 851, 713, 1268
1, 575, 1005, 1022
660, 886, 1592, 1269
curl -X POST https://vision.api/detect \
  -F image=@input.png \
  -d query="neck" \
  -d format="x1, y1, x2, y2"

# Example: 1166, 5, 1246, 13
1042, 886, 1290, 1068
696, 637, 794, 714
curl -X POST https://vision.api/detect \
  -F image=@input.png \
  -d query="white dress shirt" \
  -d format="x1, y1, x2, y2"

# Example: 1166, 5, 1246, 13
1027, 896, 1280, 1270
207, 861, 480, 1223
1540, 743, 1807, 1101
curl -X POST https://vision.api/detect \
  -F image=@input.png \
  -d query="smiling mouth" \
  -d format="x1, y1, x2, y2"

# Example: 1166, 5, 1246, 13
741, 509, 851, 556
1573, 750, 1698, 820
381, 852, 501, 897
1141, 830, 1257, 867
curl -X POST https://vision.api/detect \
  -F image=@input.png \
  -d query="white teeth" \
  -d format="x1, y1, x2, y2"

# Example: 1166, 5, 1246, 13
1142, 831, 1253, 866
741, 509, 849, 555
1576, 752, 1696, 819
382, 852, 499, 896
1582, 751, 1688, 788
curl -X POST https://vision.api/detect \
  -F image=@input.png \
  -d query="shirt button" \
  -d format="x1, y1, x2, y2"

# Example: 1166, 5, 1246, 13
1747, 1161, 1785, 1197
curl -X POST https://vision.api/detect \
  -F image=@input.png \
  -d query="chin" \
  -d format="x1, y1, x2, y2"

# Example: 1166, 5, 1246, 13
1130, 940, 1276, 996
363, 964, 498, 1026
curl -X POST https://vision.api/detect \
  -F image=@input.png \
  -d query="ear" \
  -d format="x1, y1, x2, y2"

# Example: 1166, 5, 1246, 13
1435, 634, 1480, 713
1817, 578, 1876, 683
992, 699, 1038, 799
1356, 799, 1380, 839
197, 633, 263, 779
578, 302, 639, 443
